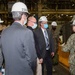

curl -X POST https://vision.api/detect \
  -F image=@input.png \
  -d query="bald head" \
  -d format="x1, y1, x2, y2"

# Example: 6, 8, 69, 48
27, 16, 37, 27
28, 16, 36, 22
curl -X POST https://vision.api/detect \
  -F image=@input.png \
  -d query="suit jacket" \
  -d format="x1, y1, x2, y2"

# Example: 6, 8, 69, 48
34, 28, 55, 59
27, 26, 40, 59
1, 22, 37, 75
0, 37, 3, 67
27, 26, 37, 73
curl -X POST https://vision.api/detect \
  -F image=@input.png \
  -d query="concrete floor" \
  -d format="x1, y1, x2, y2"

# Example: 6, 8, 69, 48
53, 64, 70, 75
44, 63, 70, 75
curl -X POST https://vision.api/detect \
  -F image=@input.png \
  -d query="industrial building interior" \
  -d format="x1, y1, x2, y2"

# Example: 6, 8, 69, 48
0, 0, 75, 23
0, 0, 75, 75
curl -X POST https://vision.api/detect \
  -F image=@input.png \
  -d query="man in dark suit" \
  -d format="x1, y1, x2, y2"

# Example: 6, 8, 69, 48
34, 16, 55, 75
27, 16, 37, 74
1, 2, 37, 75
27, 16, 37, 31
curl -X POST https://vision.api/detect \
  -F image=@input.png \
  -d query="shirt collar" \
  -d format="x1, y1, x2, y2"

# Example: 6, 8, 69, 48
41, 27, 46, 36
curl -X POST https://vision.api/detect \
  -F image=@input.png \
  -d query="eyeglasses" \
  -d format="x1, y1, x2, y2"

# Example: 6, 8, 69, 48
23, 12, 29, 17
41, 22, 47, 24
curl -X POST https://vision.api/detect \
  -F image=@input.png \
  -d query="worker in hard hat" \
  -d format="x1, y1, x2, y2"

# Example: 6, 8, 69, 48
51, 21, 57, 30
0, 18, 3, 24
0, 18, 3, 75
61, 20, 75, 75
1, 2, 37, 75
51, 21, 59, 72
0, 18, 4, 31
34, 16, 55, 75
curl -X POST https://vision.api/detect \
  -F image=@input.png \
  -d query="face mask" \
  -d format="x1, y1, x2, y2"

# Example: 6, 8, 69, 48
32, 23, 37, 29
44, 24, 48, 29
24, 19, 27, 25
52, 27, 56, 31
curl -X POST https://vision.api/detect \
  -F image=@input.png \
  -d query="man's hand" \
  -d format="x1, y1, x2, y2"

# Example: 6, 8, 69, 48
60, 43, 65, 46
51, 52, 54, 57
39, 58, 43, 64
0, 72, 2, 75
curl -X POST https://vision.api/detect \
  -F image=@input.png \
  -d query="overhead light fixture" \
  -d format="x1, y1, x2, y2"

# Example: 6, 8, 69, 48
61, 14, 63, 16
66, 15, 68, 16
48, 14, 49, 16
70, 16, 73, 17
72, 4, 74, 6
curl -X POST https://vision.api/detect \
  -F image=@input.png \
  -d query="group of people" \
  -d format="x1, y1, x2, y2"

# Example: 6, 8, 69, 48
0, 1, 75, 75
0, 2, 57, 75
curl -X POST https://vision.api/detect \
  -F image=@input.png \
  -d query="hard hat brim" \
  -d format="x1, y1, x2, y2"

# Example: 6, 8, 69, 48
0, 21, 4, 23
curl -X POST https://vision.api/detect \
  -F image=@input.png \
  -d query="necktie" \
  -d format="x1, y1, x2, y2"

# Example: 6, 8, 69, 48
44, 30, 50, 50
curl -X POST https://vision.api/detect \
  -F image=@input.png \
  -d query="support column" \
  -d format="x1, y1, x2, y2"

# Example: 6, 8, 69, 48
38, 0, 42, 18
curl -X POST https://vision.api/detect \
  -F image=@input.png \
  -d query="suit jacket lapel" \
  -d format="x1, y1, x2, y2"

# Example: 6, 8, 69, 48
39, 28, 46, 44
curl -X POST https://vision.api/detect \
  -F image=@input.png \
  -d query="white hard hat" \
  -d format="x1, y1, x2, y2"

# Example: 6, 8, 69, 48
0, 18, 4, 23
51, 21, 57, 26
11, 2, 29, 13
39, 16, 48, 22
72, 20, 75, 25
